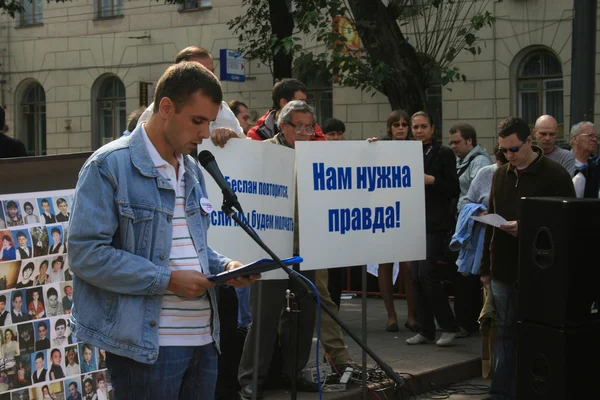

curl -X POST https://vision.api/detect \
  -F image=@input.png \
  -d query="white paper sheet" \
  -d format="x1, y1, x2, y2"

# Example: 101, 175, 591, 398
470, 213, 508, 228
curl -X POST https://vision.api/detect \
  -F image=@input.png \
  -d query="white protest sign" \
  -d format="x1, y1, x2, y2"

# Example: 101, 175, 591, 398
295, 141, 426, 270
199, 139, 295, 280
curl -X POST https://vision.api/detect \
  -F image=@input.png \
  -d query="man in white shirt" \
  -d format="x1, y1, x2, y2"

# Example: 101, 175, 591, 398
570, 121, 597, 168
137, 46, 246, 146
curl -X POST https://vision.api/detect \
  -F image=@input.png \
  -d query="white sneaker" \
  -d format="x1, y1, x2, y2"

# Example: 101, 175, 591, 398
405, 334, 434, 345
436, 331, 458, 347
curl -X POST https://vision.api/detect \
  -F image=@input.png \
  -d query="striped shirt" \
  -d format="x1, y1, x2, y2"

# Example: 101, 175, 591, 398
141, 127, 213, 347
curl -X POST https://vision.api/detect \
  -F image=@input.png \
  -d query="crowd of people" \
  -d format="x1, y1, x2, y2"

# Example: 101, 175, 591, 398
0, 43, 595, 400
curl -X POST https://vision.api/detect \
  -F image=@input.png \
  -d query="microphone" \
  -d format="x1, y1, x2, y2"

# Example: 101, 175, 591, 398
197, 150, 244, 214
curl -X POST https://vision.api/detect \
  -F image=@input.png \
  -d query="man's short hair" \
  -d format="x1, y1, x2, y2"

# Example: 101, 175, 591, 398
271, 79, 307, 110
38, 321, 48, 330
570, 121, 594, 137
17, 231, 26, 239
36, 352, 44, 361
153, 62, 223, 113
322, 118, 346, 134
69, 382, 77, 389
0, 295, 6, 304
228, 100, 248, 117
449, 123, 478, 146
64, 285, 72, 294
277, 100, 315, 126
55, 318, 66, 328
498, 117, 531, 142
175, 46, 212, 64
126, 107, 146, 132
12, 291, 22, 302
41, 199, 50, 206
47, 287, 58, 298
51, 227, 61, 236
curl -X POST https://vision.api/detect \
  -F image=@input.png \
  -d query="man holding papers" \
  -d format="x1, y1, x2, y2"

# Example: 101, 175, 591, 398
479, 117, 574, 400
68, 62, 258, 399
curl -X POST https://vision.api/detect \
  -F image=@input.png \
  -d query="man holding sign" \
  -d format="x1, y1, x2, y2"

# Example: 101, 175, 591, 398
68, 62, 258, 399
238, 100, 318, 398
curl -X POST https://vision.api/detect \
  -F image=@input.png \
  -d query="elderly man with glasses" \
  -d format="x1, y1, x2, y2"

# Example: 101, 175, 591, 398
570, 121, 598, 168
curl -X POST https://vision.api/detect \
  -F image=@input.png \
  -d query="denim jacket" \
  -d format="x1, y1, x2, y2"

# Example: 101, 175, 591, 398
68, 127, 231, 364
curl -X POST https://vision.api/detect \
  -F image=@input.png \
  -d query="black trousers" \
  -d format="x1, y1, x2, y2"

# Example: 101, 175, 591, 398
453, 272, 483, 333
411, 232, 459, 340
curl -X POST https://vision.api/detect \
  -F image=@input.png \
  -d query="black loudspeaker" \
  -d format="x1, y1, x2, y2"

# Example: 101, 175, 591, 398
517, 321, 600, 399
519, 197, 600, 328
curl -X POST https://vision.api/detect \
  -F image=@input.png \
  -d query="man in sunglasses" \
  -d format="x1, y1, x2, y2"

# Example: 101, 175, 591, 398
479, 117, 575, 400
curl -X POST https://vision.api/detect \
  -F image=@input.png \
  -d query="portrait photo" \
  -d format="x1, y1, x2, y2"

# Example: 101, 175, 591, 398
58, 284, 72, 316
11, 231, 33, 262
63, 377, 81, 400
63, 346, 79, 378
28, 227, 48, 259
50, 318, 68, 348
0, 206, 5, 230
20, 201, 40, 226
0, 261, 20, 290
31, 382, 65, 400
93, 371, 113, 400
2, 326, 20, 359
26, 288, 45, 321
46, 227, 65, 256
3, 200, 23, 228
30, 351, 47, 384
32, 260, 50, 287
36, 199, 55, 226
15, 353, 32, 388
47, 257, 64, 285
78, 343, 97, 374
33, 320, 50, 352
52, 198, 70, 224
48, 348, 65, 382
0, 292, 13, 326
0, 231, 16, 262
17, 323, 34, 354
43, 287, 63, 318
10, 290, 29, 325
15, 262, 35, 289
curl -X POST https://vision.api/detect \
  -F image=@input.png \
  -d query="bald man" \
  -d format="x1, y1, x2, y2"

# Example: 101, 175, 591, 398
533, 115, 576, 176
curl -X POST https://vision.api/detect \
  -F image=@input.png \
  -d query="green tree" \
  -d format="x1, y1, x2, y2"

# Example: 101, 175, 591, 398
228, 0, 497, 114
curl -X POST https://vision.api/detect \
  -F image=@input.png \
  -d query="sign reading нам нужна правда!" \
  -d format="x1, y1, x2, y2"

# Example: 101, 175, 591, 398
295, 141, 426, 270
198, 139, 295, 280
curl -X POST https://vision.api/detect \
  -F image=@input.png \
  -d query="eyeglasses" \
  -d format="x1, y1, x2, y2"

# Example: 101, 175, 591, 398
499, 141, 526, 154
286, 122, 315, 136
392, 122, 409, 128
325, 131, 344, 137
577, 132, 599, 140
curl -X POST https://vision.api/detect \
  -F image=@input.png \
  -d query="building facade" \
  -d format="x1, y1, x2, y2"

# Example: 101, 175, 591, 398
0, 0, 598, 155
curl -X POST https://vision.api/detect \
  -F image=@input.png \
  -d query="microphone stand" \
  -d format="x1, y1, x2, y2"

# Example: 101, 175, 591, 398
221, 200, 405, 399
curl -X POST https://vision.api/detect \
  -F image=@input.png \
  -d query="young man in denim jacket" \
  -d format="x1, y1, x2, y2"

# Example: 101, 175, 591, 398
68, 62, 258, 399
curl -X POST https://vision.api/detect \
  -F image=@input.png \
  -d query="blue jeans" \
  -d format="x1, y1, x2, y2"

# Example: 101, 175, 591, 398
106, 344, 218, 400
236, 286, 252, 329
489, 280, 518, 400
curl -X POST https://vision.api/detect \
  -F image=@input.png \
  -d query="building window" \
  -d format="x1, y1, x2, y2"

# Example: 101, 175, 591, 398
517, 50, 564, 134
20, 0, 43, 26
95, 76, 126, 148
97, 0, 124, 18
20, 82, 46, 156
426, 84, 442, 137
179, 0, 212, 11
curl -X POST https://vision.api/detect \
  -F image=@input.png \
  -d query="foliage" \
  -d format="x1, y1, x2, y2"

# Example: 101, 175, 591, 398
228, 0, 497, 96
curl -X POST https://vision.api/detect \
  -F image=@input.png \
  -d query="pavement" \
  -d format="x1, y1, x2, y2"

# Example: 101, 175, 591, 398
261, 295, 489, 399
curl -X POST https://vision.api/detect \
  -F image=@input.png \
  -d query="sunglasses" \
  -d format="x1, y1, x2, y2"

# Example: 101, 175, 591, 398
499, 141, 525, 154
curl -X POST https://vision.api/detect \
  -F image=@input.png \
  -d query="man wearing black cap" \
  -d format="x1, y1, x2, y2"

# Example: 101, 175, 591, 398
0, 105, 27, 158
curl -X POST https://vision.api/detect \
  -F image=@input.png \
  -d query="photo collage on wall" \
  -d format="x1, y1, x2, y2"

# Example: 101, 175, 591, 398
0, 190, 113, 400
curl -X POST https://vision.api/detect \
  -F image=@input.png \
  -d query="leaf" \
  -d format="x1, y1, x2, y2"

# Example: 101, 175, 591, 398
465, 33, 476, 46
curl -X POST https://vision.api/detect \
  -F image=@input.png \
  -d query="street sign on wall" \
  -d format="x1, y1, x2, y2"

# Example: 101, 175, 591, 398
219, 49, 246, 82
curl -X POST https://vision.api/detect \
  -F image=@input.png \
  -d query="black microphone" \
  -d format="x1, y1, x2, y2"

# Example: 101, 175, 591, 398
197, 150, 244, 214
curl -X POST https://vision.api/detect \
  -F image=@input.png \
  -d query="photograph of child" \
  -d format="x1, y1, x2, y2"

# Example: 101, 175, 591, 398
0, 232, 16, 261
29, 227, 48, 259
47, 257, 64, 285
33, 320, 50, 352
78, 343, 96, 374
37, 200, 56, 225
12, 231, 32, 262
17, 323, 35, 354
30, 351, 48, 384
21, 201, 40, 226
3, 201, 23, 228
2, 326, 20, 358
44, 287, 63, 318
48, 348, 65, 381
15, 353, 32, 388
26, 288, 45, 320
10, 290, 29, 323
63, 346, 79, 377
32, 260, 49, 287
51, 318, 68, 347
47, 227, 65, 256
53, 199, 69, 224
